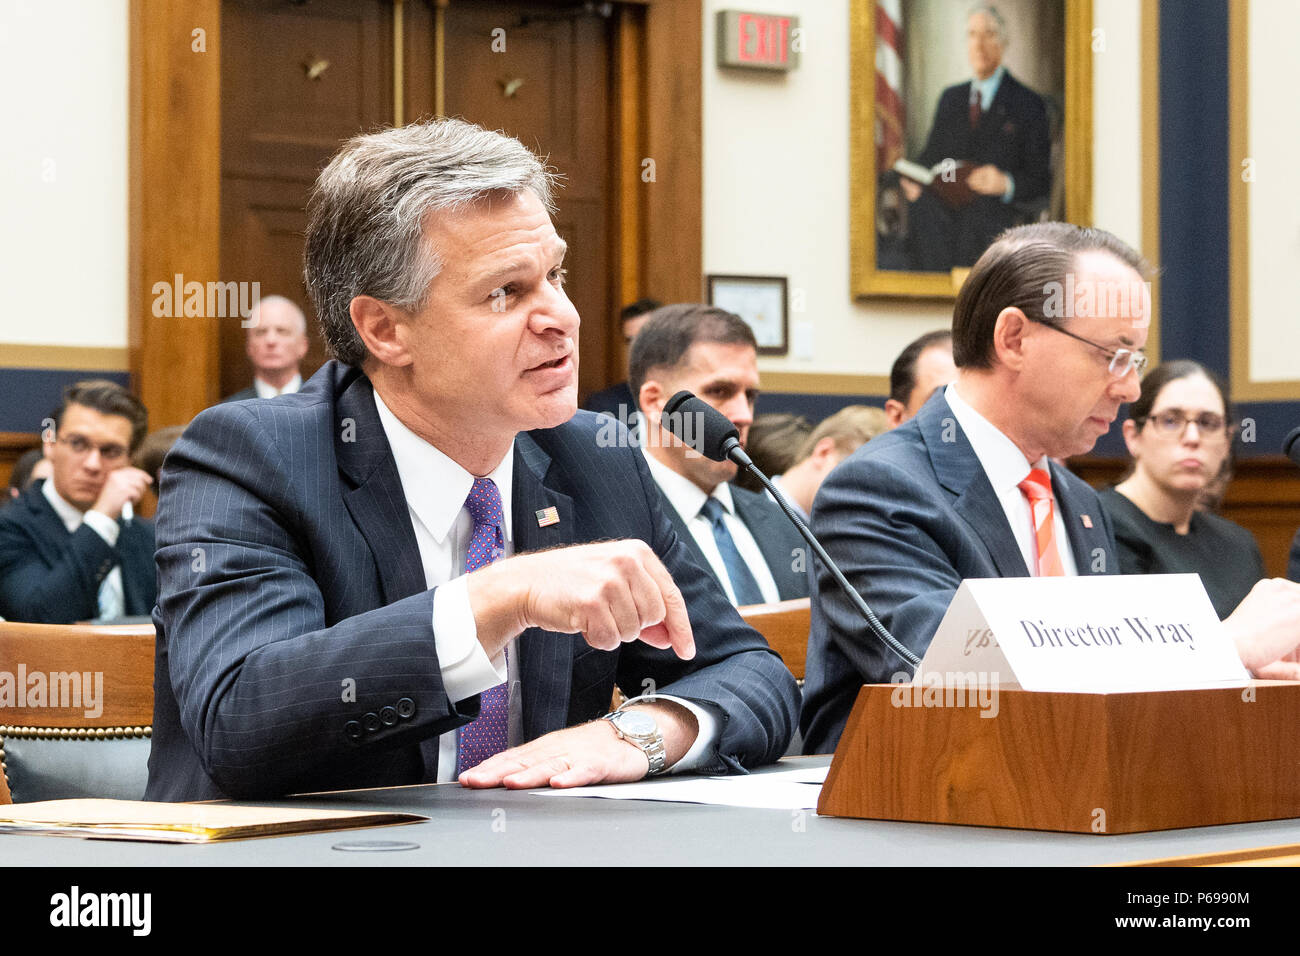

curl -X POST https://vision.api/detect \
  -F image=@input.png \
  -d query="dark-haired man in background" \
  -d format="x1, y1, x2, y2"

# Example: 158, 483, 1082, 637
0, 381, 154, 623
884, 329, 956, 429
802, 222, 1300, 754
631, 304, 808, 607
584, 297, 661, 420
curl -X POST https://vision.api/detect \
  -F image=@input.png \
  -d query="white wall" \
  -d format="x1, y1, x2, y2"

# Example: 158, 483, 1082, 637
0, 0, 128, 353
1246, 0, 1300, 384
703, 0, 1146, 384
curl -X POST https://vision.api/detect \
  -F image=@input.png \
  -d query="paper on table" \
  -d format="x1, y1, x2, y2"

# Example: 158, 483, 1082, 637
533, 766, 829, 810
0, 798, 428, 843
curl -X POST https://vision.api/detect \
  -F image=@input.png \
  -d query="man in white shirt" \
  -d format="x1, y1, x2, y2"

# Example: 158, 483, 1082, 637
802, 222, 1300, 754
146, 119, 798, 801
0, 381, 155, 624
629, 304, 809, 607
221, 295, 310, 402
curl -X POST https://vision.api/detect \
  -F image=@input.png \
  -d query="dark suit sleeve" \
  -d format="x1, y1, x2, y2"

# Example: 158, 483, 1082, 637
610, 445, 799, 772
1007, 82, 1052, 202
0, 509, 116, 624
810, 453, 964, 684
154, 405, 472, 798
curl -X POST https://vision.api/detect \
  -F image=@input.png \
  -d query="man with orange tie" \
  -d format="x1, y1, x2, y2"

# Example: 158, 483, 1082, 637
800, 223, 1147, 754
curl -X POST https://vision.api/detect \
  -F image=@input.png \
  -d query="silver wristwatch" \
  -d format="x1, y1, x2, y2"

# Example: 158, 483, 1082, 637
602, 706, 667, 776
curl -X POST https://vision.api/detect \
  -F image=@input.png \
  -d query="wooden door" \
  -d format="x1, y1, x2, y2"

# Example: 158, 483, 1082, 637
219, 0, 398, 400
443, 1, 617, 398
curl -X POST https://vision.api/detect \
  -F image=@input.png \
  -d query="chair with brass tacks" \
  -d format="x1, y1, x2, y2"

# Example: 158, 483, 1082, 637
0, 621, 155, 804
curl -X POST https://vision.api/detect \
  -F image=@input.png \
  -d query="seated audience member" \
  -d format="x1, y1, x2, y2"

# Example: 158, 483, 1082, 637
0, 381, 155, 624
631, 304, 810, 607
1099, 361, 1265, 620
147, 119, 798, 802
584, 297, 661, 420
801, 223, 1300, 754
6, 448, 52, 504
222, 295, 311, 401
770, 406, 889, 522
734, 412, 811, 495
884, 329, 957, 428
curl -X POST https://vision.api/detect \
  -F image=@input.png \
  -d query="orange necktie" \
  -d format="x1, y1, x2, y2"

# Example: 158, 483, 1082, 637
1017, 467, 1065, 577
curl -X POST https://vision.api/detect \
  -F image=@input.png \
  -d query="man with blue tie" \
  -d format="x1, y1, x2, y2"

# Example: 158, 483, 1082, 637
145, 119, 798, 801
629, 304, 809, 607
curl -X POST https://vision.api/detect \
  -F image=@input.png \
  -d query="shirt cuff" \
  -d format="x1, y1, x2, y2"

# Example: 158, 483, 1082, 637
1000, 172, 1016, 203
620, 693, 721, 775
83, 510, 121, 547
431, 576, 508, 703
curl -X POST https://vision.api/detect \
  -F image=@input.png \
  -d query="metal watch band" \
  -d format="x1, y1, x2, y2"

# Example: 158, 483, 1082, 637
603, 709, 668, 776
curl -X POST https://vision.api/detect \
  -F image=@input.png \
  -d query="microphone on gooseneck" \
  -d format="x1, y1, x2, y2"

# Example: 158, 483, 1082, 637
660, 390, 920, 669
1283, 427, 1300, 468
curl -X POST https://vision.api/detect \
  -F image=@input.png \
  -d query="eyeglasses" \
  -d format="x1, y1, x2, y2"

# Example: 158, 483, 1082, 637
1137, 409, 1230, 439
57, 434, 129, 463
1027, 317, 1148, 379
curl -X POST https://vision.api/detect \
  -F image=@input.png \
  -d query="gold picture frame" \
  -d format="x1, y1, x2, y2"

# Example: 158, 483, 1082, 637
850, 0, 1094, 300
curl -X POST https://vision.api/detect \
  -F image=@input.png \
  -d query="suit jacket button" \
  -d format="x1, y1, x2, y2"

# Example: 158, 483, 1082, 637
379, 705, 398, 726
344, 721, 362, 741
396, 697, 415, 719
362, 711, 381, 732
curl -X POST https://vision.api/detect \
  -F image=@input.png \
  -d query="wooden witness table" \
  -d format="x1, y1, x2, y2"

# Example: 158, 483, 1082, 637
4, 757, 1300, 867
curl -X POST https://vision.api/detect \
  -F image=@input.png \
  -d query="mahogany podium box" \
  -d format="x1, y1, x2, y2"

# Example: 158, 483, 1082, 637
817, 681, 1300, 834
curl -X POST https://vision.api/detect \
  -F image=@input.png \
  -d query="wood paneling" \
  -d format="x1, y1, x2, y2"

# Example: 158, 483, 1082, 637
642, 0, 702, 304
130, 0, 223, 428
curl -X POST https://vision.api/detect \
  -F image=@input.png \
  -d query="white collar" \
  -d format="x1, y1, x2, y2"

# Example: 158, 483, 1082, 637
641, 449, 735, 521
254, 373, 302, 398
944, 383, 1051, 493
41, 478, 86, 532
372, 391, 514, 545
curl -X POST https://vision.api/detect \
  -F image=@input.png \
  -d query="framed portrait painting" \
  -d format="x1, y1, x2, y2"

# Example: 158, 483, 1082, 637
851, 0, 1093, 299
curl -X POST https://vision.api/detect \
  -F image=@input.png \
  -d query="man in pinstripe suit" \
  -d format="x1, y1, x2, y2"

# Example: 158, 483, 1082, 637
146, 119, 799, 801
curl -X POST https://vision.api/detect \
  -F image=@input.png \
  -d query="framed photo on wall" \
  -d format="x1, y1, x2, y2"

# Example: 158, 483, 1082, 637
851, 0, 1094, 299
707, 274, 789, 356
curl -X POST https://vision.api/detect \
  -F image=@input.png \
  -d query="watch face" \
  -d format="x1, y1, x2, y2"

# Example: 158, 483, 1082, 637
615, 710, 657, 737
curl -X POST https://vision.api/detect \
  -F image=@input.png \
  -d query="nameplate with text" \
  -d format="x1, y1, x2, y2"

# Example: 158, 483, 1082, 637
919, 574, 1249, 691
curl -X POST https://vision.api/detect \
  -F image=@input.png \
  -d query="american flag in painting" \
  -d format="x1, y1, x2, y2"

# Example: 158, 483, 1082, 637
875, 0, 905, 173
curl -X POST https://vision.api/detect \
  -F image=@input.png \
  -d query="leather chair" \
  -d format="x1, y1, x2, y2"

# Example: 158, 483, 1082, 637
739, 597, 810, 681
0, 622, 154, 804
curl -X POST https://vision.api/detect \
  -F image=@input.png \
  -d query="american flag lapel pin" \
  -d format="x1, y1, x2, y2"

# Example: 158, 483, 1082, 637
1081, 514, 1093, 529
535, 506, 560, 528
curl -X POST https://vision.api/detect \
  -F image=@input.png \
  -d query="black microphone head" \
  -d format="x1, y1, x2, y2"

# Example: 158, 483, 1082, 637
1284, 426, 1300, 465
661, 390, 740, 462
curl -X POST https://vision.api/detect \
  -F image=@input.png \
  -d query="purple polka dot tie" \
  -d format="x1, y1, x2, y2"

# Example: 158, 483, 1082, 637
457, 477, 510, 775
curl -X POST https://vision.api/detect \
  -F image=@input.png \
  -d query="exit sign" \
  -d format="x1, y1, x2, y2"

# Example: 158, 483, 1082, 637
716, 10, 800, 72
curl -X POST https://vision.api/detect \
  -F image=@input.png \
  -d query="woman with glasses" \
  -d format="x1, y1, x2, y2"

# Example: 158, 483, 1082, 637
1099, 360, 1265, 619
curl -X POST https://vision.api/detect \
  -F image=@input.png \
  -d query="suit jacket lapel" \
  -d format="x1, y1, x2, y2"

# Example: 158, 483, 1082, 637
1050, 463, 1113, 575
334, 372, 426, 605
732, 492, 797, 600
513, 434, 577, 738
920, 394, 1030, 578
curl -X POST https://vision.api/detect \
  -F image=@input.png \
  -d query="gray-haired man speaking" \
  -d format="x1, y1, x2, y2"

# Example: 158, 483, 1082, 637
146, 118, 798, 801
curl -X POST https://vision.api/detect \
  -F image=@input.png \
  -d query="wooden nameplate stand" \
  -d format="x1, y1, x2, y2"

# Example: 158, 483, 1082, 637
817, 681, 1300, 834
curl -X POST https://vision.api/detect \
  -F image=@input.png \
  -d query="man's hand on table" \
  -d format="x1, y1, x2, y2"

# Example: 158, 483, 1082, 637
458, 700, 699, 789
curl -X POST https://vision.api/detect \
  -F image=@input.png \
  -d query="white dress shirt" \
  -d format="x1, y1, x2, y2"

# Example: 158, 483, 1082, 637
944, 383, 1078, 576
372, 392, 717, 781
642, 450, 782, 605
253, 372, 302, 398
42, 479, 126, 618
